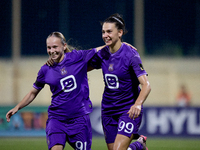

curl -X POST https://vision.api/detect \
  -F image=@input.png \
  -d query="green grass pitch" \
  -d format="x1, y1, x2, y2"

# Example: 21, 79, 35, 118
0, 137, 199, 150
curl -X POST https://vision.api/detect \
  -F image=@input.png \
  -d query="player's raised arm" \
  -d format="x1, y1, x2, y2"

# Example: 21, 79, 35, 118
95, 45, 106, 52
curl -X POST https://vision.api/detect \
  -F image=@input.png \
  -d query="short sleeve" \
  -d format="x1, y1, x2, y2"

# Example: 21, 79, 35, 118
80, 48, 97, 62
33, 67, 45, 90
130, 54, 147, 78
88, 54, 101, 69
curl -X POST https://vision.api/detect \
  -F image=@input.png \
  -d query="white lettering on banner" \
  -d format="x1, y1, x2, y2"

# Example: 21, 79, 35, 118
167, 109, 187, 134
147, 109, 169, 134
187, 110, 200, 134
147, 108, 200, 135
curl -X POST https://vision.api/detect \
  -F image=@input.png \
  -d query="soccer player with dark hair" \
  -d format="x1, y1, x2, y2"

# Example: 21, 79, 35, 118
89, 13, 151, 150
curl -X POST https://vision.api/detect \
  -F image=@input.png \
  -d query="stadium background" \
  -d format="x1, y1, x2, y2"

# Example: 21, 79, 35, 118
0, 0, 200, 149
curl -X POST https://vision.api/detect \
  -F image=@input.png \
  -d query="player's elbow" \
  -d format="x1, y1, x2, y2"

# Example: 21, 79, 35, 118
145, 81, 151, 94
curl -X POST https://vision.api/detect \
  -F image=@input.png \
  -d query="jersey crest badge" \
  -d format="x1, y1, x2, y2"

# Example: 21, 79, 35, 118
60, 67, 67, 75
108, 64, 114, 71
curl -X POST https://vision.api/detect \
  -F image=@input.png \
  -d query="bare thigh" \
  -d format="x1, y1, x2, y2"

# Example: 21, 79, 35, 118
107, 143, 114, 150
113, 134, 134, 150
51, 145, 63, 150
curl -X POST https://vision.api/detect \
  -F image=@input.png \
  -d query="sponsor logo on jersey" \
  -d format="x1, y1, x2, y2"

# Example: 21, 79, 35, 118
60, 75, 77, 92
105, 74, 119, 89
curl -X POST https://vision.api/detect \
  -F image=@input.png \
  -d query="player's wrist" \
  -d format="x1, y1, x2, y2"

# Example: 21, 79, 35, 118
134, 100, 143, 106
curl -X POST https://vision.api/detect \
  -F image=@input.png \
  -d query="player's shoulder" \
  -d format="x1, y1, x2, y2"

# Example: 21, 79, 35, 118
122, 43, 139, 57
40, 63, 50, 72
41, 63, 49, 69
35, 64, 49, 77
64, 49, 80, 59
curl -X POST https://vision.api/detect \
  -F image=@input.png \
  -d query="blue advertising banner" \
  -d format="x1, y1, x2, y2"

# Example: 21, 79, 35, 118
140, 107, 200, 137
0, 106, 200, 137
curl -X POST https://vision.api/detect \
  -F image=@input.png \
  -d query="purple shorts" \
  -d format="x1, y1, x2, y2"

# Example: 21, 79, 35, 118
46, 114, 92, 150
102, 112, 142, 144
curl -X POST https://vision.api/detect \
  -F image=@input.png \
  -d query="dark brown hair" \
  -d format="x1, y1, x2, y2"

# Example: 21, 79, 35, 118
102, 13, 128, 35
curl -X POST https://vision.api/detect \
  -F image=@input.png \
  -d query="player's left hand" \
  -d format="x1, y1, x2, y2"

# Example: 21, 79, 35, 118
46, 56, 55, 66
127, 103, 141, 119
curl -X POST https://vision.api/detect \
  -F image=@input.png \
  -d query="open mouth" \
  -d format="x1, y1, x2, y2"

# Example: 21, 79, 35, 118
51, 53, 57, 59
105, 39, 111, 44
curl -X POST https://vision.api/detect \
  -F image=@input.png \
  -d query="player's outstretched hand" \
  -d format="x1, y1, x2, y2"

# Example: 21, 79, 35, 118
6, 107, 18, 122
127, 103, 141, 119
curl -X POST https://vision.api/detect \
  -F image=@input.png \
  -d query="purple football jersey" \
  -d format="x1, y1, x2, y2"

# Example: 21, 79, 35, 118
90, 43, 147, 116
33, 49, 96, 120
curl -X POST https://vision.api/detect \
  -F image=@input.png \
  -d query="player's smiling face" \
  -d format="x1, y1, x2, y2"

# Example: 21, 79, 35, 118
102, 22, 122, 47
46, 36, 66, 63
